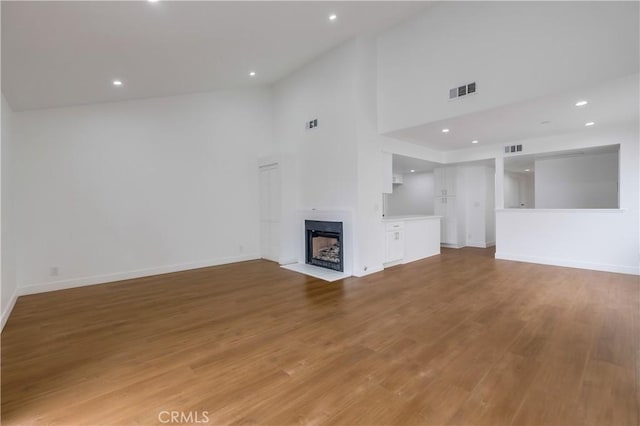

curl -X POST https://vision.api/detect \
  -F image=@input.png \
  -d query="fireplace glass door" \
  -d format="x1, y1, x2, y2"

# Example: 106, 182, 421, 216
305, 220, 343, 272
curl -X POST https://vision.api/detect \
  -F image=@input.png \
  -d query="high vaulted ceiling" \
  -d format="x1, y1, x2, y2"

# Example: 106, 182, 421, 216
2, 1, 430, 111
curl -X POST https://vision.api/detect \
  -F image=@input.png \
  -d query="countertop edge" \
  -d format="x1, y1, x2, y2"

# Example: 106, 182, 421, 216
382, 215, 442, 222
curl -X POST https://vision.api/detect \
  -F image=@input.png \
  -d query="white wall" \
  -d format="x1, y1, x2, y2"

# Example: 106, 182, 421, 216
496, 209, 637, 275
504, 172, 520, 209
353, 36, 387, 276
272, 41, 359, 266
272, 36, 396, 276
504, 172, 534, 208
377, 1, 639, 134
535, 152, 619, 208
13, 88, 273, 293
495, 124, 639, 275
485, 167, 495, 245
2, 94, 19, 328
273, 41, 358, 212
522, 173, 535, 209
385, 172, 434, 216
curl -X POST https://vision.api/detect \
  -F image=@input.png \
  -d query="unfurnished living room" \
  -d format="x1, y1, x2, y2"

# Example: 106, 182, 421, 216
1, 1, 639, 425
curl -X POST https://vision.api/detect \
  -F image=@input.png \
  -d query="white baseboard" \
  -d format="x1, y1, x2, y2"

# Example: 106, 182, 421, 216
383, 259, 403, 268
495, 252, 640, 276
1, 287, 19, 331
18, 254, 261, 296
466, 241, 495, 248
353, 264, 384, 277
402, 252, 440, 265
465, 241, 486, 248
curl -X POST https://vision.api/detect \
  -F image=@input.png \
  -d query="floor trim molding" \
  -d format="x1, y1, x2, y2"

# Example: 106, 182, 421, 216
495, 252, 639, 276
18, 254, 261, 296
1, 287, 19, 331
353, 264, 384, 277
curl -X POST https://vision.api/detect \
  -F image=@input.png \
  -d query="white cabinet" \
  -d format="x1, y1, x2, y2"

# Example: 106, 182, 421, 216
434, 167, 457, 197
434, 194, 458, 245
434, 167, 459, 246
382, 218, 441, 266
384, 222, 405, 262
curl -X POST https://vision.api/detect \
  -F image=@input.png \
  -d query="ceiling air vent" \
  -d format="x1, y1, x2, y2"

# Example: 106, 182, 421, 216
449, 81, 477, 100
504, 144, 523, 154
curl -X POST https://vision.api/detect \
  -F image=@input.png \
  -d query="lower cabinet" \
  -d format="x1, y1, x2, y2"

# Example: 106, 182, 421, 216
382, 218, 442, 265
384, 222, 405, 263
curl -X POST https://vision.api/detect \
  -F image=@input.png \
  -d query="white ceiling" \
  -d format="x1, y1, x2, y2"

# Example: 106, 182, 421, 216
1, 1, 430, 111
392, 155, 441, 174
504, 144, 620, 174
388, 73, 640, 152
392, 154, 494, 174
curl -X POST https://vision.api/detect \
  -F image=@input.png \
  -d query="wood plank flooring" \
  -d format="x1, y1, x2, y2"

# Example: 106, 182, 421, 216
2, 248, 638, 425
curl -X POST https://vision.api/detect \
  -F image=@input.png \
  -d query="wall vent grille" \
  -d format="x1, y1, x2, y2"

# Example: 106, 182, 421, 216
504, 144, 523, 154
449, 81, 477, 100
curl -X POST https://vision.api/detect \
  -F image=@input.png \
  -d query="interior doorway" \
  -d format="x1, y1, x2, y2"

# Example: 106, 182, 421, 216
259, 163, 281, 262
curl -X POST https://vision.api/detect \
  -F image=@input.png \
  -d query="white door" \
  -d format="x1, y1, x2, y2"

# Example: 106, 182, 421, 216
259, 164, 280, 262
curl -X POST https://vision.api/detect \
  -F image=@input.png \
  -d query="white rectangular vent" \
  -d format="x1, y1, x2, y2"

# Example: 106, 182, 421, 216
504, 144, 523, 154
449, 81, 476, 100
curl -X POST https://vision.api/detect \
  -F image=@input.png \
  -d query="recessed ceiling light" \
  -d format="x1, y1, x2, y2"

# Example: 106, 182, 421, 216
112, 80, 122, 86
410, 169, 415, 173
471, 140, 479, 144
148, 0, 159, 3
524, 169, 531, 172
575, 100, 588, 107
585, 121, 595, 127
329, 14, 337, 21
442, 128, 450, 133
249, 71, 256, 77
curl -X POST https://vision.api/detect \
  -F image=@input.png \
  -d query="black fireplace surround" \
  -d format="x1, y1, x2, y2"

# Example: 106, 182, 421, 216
305, 220, 344, 272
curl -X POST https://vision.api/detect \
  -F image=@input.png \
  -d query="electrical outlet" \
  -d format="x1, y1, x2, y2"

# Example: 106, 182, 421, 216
50, 266, 59, 277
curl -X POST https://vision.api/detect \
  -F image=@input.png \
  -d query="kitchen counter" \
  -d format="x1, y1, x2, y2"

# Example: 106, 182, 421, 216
382, 215, 441, 266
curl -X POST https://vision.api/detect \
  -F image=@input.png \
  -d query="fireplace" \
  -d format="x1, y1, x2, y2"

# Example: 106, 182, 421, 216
305, 220, 343, 272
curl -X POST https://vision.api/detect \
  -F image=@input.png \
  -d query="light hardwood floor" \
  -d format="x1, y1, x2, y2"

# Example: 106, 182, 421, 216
2, 248, 638, 425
